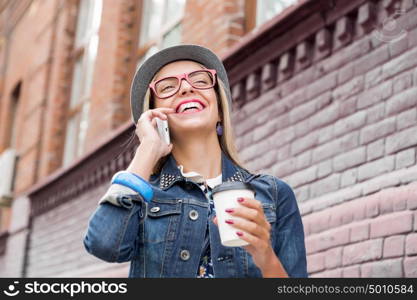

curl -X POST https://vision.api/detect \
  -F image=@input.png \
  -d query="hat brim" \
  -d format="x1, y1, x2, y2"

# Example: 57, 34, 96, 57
130, 44, 232, 124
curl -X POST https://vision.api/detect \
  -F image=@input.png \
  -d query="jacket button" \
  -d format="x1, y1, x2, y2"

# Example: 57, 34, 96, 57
189, 210, 199, 221
150, 206, 160, 213
180, 250, 190, 261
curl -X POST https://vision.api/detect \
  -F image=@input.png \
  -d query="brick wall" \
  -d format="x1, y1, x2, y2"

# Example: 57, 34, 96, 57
182, 0, 246, 53
26, 183, 129, 277
229, 0, 417, 277
85, 0, 138, 154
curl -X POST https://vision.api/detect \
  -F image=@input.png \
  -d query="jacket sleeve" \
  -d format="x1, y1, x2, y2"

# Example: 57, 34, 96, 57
272, 177, 308, 277
83, 184, 146, 263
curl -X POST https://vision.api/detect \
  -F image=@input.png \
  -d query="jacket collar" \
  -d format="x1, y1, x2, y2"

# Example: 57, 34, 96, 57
159, 151, 246, 190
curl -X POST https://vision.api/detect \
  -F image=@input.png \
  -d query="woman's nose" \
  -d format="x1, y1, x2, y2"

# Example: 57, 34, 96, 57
178, 79, 194, 95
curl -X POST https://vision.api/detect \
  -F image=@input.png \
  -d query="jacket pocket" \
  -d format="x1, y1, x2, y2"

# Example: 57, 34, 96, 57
144, 198, 183, 243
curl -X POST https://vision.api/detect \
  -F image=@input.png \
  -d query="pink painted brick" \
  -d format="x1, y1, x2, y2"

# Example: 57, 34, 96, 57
396, 148, 416, 170
414, 211, 417, 231
308, 103, 340, 131
329, 208, 343, 228
343, 265, 361, 278
306, 210, 329, 234
335, 110, 367, 137
311, 268, 342, 278
341, 169, 357, 188
405, 233, 417, 256
397, 109, 417, 131
289, 100, 316, 124
341, 200, 365, 225
404, 257, 417, 278
386, 126, 417, 154
312, 131, 359, 163
350, 221, 370, 243
366, 139, 384, 161
317, 160, 332, 179
370, 211, 413, 238
378, 188, 395, 215
393, 71, 413, 94
383, 235, 405, 258
352, 200, 366, 222
306, 71, 337, 100
386, 84, 417, 116
320, 226, 350, 252
365, 193, 380, 218
333, 76, 364, 102
339, 96, 357, 118
325, 247, 343, 269
366, 102, 386, 125
307, 252, 325, 273
305, 235, 320, 255
303, 218, 310, 236
286, 166, 317, 189
360, 117, 396, 145
333, 147, 366, 172
296, 151, 312, 170
407, 184, 417, 210
354, 44, 389, 76
343, 239, 383, 266
357, 81, 392, 110
358, 156, 395, 182
310, 173, 340, 198
393, 187, 409, 211
365, 67, 382, 89
337, 63, 354, 84
382, 47, 417, 80
361, 258, 403, 277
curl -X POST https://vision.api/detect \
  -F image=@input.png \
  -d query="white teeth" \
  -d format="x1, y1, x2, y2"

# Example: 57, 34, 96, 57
178, 101, 204, 113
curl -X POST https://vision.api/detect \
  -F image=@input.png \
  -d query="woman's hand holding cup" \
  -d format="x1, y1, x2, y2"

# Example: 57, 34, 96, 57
212, 196, 287, 277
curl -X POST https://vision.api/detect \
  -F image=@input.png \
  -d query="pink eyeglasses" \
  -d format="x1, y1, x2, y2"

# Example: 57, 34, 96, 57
149, 69, 217, 99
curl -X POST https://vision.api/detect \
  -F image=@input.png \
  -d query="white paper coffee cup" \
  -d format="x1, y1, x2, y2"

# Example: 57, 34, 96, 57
212, 182, 255, 247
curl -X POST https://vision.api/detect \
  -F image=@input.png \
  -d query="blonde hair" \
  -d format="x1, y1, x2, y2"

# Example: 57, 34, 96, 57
143, 77, 247, 176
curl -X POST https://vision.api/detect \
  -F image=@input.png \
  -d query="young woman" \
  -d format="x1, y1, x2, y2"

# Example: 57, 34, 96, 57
84, 45, 307, 278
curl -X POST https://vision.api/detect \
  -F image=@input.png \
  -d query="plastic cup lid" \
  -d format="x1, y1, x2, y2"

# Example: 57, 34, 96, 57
212, 181, 255, 195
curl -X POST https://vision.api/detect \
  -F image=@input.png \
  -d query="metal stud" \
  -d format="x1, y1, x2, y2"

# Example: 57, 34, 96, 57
150, 206, 160, 213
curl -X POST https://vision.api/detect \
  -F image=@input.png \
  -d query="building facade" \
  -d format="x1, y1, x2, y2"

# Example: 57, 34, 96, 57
0, 0, 416, 277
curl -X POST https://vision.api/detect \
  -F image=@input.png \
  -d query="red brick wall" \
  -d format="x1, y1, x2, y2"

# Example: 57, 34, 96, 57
85, 0, 138, 154
182, 0, 246, 53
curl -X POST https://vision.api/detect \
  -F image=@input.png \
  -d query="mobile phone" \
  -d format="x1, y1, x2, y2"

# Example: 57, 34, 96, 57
156, 118, 170, 145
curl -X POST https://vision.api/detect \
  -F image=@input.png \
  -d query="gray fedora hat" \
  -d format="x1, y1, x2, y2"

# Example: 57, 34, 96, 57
130, 44, 232, 124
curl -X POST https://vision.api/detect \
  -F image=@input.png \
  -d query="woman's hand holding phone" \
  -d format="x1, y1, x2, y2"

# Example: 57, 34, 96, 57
135, 108, 175, 159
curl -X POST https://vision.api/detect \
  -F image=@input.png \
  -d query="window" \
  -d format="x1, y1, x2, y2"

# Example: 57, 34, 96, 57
63, 0, 102, 166
137, 0, 186, 65
246, 0, 299, 31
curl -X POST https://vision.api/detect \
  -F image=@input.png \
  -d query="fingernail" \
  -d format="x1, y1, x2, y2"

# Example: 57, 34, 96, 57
236, 231, 244, 237
225, 208, 234, 213
237, 197, 244, 203
225, 219, 234, 224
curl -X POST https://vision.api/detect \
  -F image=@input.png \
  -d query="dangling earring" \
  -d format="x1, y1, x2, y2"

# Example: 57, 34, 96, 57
216, 121, 223, 136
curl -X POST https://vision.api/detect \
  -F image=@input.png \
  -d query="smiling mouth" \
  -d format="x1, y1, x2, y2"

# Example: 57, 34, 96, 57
175, 100, 206, 114
176, 107, 206, 114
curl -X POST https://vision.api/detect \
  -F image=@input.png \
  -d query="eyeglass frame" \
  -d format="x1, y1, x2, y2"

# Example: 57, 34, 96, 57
149, 69, 217, 99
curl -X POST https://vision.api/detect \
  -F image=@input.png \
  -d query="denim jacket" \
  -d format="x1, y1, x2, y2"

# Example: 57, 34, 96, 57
83, 152, 308, 278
